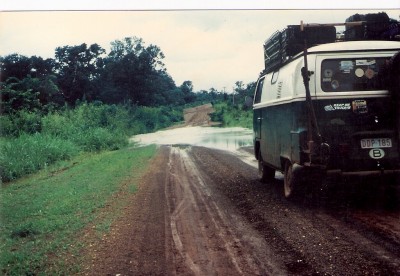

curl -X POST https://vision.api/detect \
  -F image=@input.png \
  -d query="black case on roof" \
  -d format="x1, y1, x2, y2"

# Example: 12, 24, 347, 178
345, 12, 400, 41
263, 25, 336, 74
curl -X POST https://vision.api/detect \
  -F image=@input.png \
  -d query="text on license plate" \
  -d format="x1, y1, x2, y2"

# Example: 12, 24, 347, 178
360, 138, 392, 149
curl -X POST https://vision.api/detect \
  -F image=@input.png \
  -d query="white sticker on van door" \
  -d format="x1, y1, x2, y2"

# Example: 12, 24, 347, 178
324, 103, 351, 111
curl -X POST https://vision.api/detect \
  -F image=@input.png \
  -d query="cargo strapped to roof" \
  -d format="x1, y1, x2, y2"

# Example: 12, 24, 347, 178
262, 12, 400, 75
345, 12, 400, 41
263, 25, 336, 74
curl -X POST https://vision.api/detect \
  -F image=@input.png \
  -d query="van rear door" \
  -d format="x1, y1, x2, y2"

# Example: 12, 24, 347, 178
315, 54, 399, 172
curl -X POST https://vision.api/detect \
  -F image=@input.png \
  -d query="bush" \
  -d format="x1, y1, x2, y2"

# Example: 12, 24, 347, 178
1, 102, 183, 182
42, 104, 129, 151
41, 112, 72, 137
77, 127, 128, 151
211, 102, 252, 128
0, 111, 42, 137
131, 106, 173, 134
0, 133, 79, 182
0, 115, 14, 136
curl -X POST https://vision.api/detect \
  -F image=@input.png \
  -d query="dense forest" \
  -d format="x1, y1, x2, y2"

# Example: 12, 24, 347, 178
0, 36, 256, 182
1, 36, 255, 112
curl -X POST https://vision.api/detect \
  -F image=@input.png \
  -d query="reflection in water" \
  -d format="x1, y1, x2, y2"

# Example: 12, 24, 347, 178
131, 126, 253, 152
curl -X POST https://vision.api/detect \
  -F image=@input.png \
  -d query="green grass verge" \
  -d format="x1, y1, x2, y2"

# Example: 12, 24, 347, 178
0, 145, 156, 275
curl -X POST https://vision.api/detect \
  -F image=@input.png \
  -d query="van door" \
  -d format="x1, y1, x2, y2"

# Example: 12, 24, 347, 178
253, 77, 265, 140
315, 54, 399, 172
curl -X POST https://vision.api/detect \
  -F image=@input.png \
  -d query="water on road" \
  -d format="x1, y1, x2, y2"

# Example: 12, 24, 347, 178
131, 126, 253, 152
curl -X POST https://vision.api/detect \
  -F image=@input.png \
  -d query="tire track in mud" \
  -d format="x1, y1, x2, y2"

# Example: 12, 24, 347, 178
164, 145, 285, 275
81, 144, 400, 275
190, 146, 400, 275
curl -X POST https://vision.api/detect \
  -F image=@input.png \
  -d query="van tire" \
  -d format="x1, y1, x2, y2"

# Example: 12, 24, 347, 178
258, 155, 275, 183
284, 161, 302, 199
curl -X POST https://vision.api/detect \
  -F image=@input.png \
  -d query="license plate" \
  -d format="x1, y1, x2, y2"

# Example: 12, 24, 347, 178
360, 138, 392, 149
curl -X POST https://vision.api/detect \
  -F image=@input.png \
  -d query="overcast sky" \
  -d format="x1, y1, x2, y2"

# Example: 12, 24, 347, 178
1, 3, 399, 92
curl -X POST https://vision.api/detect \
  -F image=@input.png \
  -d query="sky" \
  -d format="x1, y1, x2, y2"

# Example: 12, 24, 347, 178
0, 2, 399, 92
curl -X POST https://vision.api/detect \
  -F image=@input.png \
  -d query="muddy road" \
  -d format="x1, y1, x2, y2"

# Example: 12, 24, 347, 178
82, 145, 400, 275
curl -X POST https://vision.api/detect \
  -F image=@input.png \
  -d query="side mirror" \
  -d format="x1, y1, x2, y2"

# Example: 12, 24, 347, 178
244, 96, 253, 108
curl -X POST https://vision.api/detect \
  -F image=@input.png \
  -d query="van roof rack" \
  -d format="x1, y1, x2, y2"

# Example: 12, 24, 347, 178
262, 12, 400, 75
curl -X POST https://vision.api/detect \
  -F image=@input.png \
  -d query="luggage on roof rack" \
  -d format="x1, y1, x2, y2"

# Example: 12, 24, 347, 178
345, 12, 400, 41
262, 12, 400, 74
263, 25, 336, 73
382, 21, 400, 40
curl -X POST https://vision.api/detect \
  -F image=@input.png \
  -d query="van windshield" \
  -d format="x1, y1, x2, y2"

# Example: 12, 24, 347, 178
321, 57, 390, 92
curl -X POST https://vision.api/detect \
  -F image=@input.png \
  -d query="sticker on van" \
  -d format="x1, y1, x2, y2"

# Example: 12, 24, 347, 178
352, 100, 368, 114
369, 148, 385, 159
324, 103, 351, 111
356, 59, 376, 66
340, 61, 354, 73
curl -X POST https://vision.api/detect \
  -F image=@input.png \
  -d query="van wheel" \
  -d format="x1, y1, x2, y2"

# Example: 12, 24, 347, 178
258, 155, 275, 183
284, 161, 301, 198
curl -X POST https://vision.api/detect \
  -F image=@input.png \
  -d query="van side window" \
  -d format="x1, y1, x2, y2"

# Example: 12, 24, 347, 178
254, 78, 265, 104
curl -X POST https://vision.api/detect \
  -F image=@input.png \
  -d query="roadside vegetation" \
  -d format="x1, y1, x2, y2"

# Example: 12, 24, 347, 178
0, 103, 182, 182
1, 145, 156, 275
0, 35, 254, 274
211, 101, 252, 129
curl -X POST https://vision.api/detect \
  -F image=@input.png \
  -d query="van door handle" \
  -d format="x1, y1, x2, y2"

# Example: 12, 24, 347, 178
257, 117, 262, 121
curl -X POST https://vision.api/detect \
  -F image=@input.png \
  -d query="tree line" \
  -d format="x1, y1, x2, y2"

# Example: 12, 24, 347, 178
0, 36, 257, 182
1, 36, 256, 114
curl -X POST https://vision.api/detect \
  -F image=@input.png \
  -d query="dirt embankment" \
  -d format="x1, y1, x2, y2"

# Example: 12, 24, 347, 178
80, 145, 400, 275
183, 103, 217, 127
165, 103, 221, 130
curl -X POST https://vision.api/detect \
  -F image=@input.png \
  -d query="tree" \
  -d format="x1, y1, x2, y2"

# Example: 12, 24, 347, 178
180, 81, 195, 103
0, 54, 63, 112
1, 37, 194, 109
233, 81, 256, 108
54, 43, 105, 105
180, 81, 193, 94
1, 78, 41, 113
0, 54, 31, 82
0, 54, 55, 82
98, 37, 177, 106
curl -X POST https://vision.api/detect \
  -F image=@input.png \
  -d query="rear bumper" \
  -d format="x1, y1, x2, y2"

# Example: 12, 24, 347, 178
326, 169, 400, 176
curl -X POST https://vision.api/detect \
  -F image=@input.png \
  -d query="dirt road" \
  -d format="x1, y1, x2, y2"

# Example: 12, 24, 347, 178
82, 145, 400, 275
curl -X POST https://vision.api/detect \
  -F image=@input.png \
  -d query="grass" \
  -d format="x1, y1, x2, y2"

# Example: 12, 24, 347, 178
1, 103, 184, 183
0, 145, 157, 275
0, 133, 80, 182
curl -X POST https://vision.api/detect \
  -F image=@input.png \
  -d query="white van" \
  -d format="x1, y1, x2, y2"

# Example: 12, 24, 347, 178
253, 39, 400, 198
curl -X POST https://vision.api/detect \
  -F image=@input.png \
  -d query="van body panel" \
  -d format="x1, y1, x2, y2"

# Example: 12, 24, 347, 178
255, 100, 308, 171
313, 97, 399, 171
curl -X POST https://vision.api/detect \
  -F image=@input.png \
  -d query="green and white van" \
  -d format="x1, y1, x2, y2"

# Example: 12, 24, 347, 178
253, 40, 400, 198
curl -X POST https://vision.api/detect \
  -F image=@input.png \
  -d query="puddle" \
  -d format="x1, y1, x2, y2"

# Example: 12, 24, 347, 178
130, 126, 253, 152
